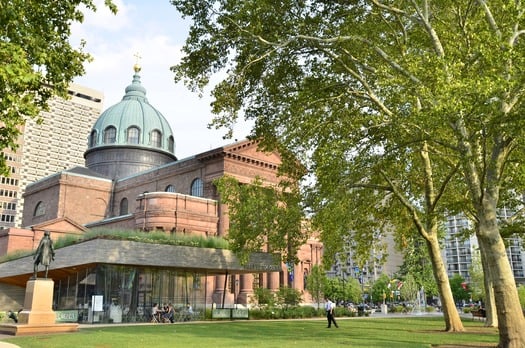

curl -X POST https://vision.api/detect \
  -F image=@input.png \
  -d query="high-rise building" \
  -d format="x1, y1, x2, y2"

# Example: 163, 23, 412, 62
444, 211, 525, 285
328, 232, 403, 292
444, 214, 477, 281
0, 84, 103, 229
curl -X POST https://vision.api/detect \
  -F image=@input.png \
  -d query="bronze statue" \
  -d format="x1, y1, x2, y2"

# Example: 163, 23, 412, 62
33, 230, 55, 278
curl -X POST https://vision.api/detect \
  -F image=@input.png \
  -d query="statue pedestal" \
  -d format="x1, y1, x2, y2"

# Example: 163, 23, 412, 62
0, 278, 78, 336
18, 278, 56, 325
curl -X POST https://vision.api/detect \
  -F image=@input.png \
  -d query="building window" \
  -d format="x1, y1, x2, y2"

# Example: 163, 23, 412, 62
190, 178, 204, 197
34, 201, 45, 217
90, 130, 98, 147
150, 130, 162, 148
120, 198, 128, 215
168, 136, 175, 152
127, 126, 140, 144
165, 185, 175, 193
104, 126, 117, 144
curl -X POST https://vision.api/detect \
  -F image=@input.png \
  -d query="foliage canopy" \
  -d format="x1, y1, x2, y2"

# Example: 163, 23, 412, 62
0, 0, 116, 175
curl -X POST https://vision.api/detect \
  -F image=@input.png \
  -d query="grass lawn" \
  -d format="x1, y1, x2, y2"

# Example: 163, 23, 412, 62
1, 316, 498, 348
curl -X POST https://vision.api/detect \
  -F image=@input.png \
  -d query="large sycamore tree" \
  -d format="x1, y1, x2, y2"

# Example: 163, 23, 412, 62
0, 0, 116, 175
171, 1, 525, 345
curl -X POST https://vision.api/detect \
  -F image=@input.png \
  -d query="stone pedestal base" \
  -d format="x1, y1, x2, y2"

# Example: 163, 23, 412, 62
236, 290, 252, 305
381, 303, 388, 314
18, 278, 55, 325
0, 278, 78, 336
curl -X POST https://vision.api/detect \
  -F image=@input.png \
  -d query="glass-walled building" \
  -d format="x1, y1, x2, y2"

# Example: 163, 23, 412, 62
54, 265, 206, 323
0, 237, 281, 324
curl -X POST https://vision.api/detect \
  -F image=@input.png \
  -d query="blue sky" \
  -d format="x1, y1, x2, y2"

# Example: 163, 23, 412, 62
71, 0, 251, 159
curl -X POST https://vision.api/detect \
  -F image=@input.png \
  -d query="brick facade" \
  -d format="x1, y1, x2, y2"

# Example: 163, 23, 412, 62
0, 140, 323, 306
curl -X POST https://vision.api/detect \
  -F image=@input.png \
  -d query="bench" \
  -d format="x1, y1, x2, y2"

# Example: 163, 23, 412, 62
471, 309, 486, 320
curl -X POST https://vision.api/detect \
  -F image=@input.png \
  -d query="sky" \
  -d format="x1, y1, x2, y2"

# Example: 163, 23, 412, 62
71, 0, 251, 159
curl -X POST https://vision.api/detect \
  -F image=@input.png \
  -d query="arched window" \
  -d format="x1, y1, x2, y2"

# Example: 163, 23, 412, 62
190, 178, 204, 197
150, 130, 162, 148
165, 185, 175, 193
127, 126, 140, 144
34, 201, 45, 217
168, 136, 175, 152
120, 198, 128, 215
90, 130, 98, 147
104, 126, 117, 144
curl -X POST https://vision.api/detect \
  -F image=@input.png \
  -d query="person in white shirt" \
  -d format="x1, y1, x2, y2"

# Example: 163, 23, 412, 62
324, 297, 339, 328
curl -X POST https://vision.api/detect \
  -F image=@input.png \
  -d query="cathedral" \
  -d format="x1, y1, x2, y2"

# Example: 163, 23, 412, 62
0, 65, 322, 323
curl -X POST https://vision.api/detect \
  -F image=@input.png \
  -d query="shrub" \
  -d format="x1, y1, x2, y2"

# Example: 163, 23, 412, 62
276, 287, 303, 308
251, 288, 276, 307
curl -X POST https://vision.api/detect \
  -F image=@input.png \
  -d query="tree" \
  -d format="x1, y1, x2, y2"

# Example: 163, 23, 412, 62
305, 265, 325, 310
0, 0, 116, 176
369, 274, 390, 305
449, 274, 471, 306
517, 286, 525, 311
342, 277, 363, 304
397, 231, 438, 300
214, 175, 305, 263
469, 251, 486, 304
172, 1, 525, 345
400, 274, 419, 306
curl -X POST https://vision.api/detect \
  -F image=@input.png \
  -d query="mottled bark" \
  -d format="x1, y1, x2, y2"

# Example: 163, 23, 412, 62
426, 234, 465, 332
477, 221, 525, 347
479, 241, 498, 328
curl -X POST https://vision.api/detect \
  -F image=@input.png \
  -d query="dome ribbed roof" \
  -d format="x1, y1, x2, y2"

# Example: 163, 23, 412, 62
87, 68, 175, 156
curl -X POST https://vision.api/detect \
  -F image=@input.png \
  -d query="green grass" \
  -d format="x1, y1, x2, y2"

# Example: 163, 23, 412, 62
2, 317, 498, 348
0, 228, 230, 263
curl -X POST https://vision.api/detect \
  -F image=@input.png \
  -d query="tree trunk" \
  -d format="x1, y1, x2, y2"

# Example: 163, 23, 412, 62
479, 241, 498, 328
426, 233, 465, 332
477, 220, 525, 348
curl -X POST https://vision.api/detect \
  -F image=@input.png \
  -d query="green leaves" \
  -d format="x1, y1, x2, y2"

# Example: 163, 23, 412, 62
0, 0, 116, 175
214, 175, 306, 264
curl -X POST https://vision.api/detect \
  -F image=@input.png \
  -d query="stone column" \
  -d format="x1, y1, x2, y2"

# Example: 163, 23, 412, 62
267, 271, 280, 292
212, 275, 226, 307
236, 274, 253, 305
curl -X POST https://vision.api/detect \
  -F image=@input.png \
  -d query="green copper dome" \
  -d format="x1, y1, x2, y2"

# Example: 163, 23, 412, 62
87, 67, 176, 156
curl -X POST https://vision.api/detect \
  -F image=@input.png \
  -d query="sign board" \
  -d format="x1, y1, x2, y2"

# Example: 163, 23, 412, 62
92, 295, 103, 312
212, 309, 231, 319
231, 309, 249, 319
56, 310, 78, 323
211, 308, 249, 319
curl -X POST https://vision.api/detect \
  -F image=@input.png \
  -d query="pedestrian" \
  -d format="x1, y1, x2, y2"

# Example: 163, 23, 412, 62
325, 297, 339, 328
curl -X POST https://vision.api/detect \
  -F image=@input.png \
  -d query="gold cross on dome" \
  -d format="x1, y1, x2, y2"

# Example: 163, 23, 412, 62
133, 52, 142, 72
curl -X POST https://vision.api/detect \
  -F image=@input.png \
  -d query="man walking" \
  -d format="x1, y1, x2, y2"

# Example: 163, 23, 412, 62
325, 297, 339, 328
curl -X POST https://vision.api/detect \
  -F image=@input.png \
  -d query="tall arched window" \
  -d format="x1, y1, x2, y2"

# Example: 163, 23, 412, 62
34, 201, 45, 217
104, 126, 117, 144
90, 130, 98, 147
120, 198, 128, 215
150, 130, 162, 148
168, 136, 175, 152
127, 126, 140, 144
190, 178, 204, 197
165, 185, 175, 193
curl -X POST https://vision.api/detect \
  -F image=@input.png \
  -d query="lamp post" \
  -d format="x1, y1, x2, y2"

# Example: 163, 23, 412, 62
234, 278, 239, 308
341, 271, 347, 304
